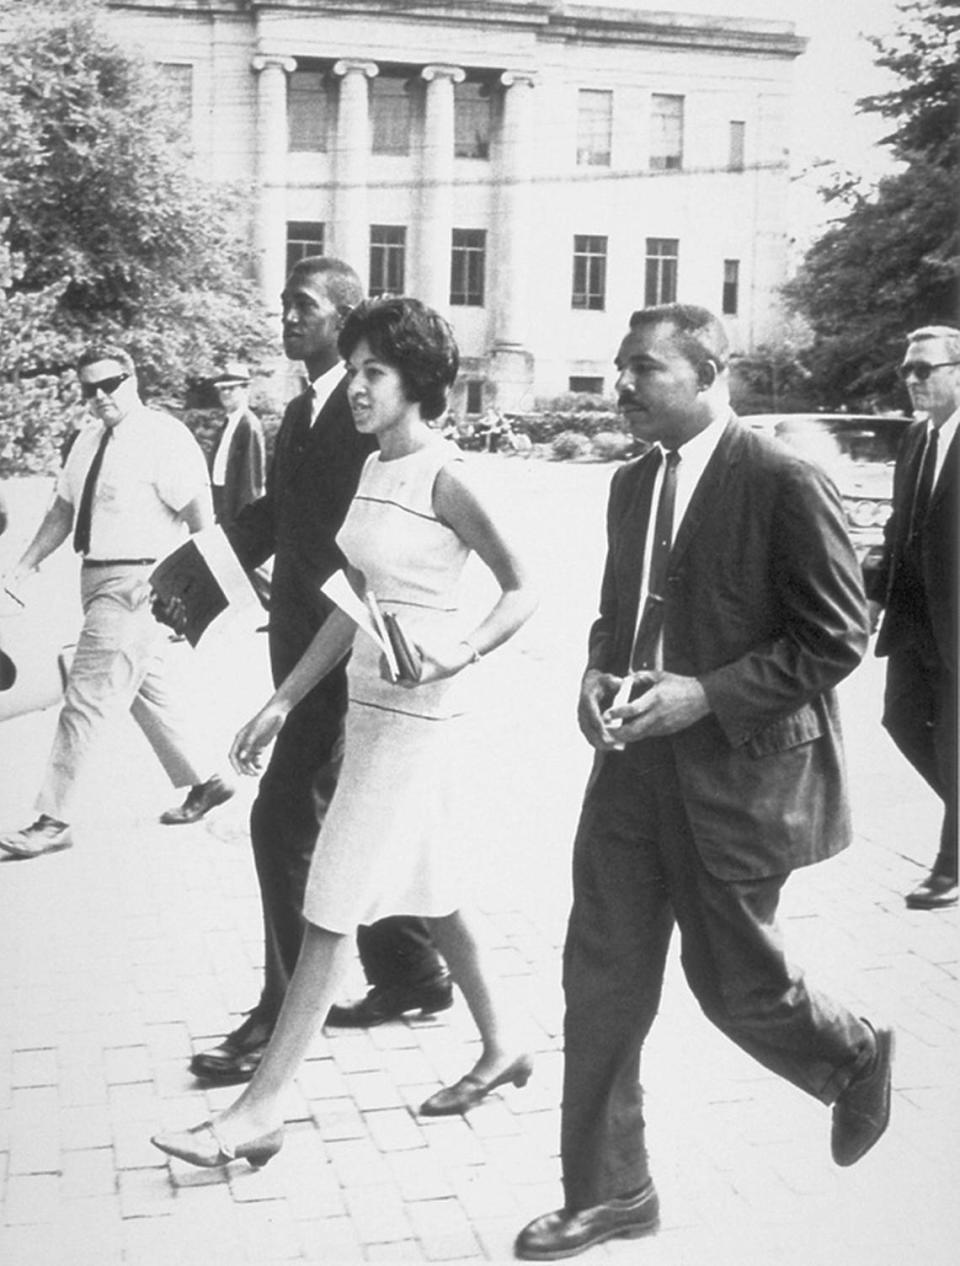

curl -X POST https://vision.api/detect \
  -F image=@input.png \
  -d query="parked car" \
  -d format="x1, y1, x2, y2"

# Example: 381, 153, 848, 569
744, 413, 912, 579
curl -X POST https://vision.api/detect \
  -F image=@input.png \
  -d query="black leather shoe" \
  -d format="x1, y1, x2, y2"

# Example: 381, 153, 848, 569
325, 974, 454, 1028
906, 873, 958, 910
189, 1011, 273, 1084
831, 1021, 894, 1166
515, 1182, 660, 1260
160, 775, 234, 826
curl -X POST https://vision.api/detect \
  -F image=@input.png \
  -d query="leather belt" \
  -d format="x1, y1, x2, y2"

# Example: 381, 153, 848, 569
82, 558, 156, 568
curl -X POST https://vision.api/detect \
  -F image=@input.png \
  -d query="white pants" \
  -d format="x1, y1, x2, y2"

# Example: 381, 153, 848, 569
36, 564, 212, 822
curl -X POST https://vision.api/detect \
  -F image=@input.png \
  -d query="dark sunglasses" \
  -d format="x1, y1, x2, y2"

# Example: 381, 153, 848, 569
898, 360, 960, 383
81, 373, 129, 401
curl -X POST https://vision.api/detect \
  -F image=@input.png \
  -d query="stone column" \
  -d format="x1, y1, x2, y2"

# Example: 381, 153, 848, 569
491, 70, 537, 411
332, 59, 378, 282
419, 64, 464, 310
251, 54, 296, 310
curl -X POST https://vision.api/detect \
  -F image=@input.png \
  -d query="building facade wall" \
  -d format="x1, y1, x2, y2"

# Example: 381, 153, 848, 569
105, 1, 805, 411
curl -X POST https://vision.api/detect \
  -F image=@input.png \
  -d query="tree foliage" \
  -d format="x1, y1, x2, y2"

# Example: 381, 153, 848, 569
784, 0, 959, 411
0, 0, 276, 474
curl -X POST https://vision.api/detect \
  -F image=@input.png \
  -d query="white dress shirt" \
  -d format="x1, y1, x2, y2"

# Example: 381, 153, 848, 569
309, 363, 346, 426
211, 408, 243, 486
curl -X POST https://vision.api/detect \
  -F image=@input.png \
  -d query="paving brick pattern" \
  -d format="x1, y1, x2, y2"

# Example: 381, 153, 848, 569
1, 457, 957, 1264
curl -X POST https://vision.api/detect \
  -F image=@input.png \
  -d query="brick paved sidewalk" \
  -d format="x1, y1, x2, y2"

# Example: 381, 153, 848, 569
2, 461, 957, 1265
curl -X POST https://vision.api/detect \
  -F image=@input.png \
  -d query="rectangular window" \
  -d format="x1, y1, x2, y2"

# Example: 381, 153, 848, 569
650, 94, 684, 171
465, 381, 484, 414
289, 71, 329, 152
371, 77, 410, 155
645, 238, 678, 305
286, 222, 325, 276
369, 225, 406, 296
569, 376, 604, 395
571, 235, 607, 311
577, 89, 612, 167
450, 229, 486, 306
729, 120, 746, 172
722, 259, 740, 315
158, 63, 193, 127
455, 81, 492, 159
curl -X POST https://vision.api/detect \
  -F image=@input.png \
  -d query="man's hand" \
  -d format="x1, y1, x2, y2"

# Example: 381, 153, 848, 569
150, 591, 188, 635
230, 699, 290, 776
604, 670, 710, 743
577, 668, 627, 749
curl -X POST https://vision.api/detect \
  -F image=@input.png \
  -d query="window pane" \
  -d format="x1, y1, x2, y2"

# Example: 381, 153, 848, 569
465, 381, 484, 414
645, 238, 679, 305
289, 71, 328, 152
572, 235, 607, 311
286, 222, 325, 276
577, 89, 612, 166
650, 94, 683, 171
370, 225, 406, 296
569, 376, 604, 394
371, 77, 410, 155
455, 82, 491, 159
158, 63, 193, 128
729, 120, 745, 171
450, 229, 486, 306
722, 258, 740, 315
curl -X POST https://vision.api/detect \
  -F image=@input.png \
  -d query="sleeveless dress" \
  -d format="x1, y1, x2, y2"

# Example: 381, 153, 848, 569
302, 437, 478, 933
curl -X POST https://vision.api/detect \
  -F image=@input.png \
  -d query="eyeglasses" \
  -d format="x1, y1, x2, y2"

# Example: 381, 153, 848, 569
81, 373, 129, 401
898, 361, 960, 383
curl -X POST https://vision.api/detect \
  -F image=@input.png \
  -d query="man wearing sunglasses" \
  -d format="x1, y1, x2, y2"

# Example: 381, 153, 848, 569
867, 325, 959, 910
0, 345, 233, 860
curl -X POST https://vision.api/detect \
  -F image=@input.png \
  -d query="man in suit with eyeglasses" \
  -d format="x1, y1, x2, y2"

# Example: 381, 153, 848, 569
867, 325, 959, 910
0, 344, 233, 860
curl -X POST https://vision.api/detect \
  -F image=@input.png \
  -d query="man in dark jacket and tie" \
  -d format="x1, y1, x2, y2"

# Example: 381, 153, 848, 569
867, 325, 958, 910
187, 257, 451, 1084
517, 304, 893, 1260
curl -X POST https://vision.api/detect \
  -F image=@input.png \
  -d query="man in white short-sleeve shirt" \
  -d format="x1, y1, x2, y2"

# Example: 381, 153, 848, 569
0, 345, 234, 860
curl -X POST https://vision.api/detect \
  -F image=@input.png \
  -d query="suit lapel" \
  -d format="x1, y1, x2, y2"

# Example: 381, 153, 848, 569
670, 416, 740, 567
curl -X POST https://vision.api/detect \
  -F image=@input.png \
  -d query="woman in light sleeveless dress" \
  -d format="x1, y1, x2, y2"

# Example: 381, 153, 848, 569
152, 298, 538, 1169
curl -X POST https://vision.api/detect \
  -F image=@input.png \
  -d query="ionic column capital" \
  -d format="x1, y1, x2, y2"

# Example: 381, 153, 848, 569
251, 54, 297, 76
421, 64, 465, 85
499, 70, 538, 90
333, 59, 379, 80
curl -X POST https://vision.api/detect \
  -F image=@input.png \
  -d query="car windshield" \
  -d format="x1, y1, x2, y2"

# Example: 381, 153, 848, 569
769, 418, 902, 469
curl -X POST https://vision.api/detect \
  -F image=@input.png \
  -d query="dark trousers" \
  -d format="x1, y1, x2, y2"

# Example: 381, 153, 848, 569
882, 645, 958, 880
249, 666, 443, 1022
560, 740, 873, 1212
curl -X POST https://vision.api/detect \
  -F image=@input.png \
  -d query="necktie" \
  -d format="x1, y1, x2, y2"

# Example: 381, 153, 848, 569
908, 426, 938, 539
72, 427, 112, 555
630, 448, 681, 671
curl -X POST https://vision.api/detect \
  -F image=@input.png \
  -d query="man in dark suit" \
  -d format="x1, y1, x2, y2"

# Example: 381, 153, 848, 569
209, 361, 266, 533
516, 304, 893, 1261
866, 325, 958, 911
187, 257, 451, 1084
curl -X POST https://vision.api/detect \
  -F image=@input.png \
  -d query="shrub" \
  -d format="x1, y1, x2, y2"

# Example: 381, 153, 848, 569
591, 431, 636, 462
550, 430, 593, 461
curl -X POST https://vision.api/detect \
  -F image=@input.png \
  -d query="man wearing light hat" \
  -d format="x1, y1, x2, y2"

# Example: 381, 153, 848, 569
210, 361, 266, 533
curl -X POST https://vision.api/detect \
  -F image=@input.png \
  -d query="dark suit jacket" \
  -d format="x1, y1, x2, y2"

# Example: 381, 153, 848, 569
867, 419, 957, 674
228, 379, 377, 685
588, 414, 869, 881
212, 407, 266, 531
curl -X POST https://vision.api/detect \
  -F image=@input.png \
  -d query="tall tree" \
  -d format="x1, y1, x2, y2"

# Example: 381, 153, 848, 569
785, 0, 959, 410
0, 0, 276, 473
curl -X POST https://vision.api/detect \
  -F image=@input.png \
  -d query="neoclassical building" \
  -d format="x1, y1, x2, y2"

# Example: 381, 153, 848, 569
106, 1, 806, 410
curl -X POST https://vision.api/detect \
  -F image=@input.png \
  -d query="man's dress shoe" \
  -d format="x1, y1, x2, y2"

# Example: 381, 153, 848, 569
0, 815, 73, 860
831, 1022, 894, 1166
189, 1012, 273, 1084
515, 1182, 660, 1260
325, 974, 454, 1028
419, 1054, 533, 1116
160, 775, 234, 826
906, 873, 958, 910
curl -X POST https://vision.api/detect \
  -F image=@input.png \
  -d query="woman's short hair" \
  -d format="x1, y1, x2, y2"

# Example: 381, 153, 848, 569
338, 297, 459, 420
